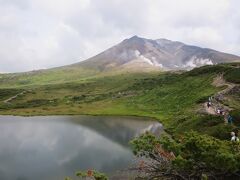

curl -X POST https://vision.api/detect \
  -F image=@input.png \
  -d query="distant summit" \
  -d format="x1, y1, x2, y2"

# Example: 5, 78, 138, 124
1, 36, 239, 87
72, 36, 240, 72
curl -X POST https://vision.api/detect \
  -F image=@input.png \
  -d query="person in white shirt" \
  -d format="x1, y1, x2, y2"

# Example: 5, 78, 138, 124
231, 132, 239, 142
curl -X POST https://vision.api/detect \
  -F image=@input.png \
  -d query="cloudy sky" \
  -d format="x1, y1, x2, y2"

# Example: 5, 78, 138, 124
0, 0, 239, 72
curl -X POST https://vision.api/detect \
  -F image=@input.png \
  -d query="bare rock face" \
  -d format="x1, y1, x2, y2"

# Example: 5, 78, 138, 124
73, 36, 240, 71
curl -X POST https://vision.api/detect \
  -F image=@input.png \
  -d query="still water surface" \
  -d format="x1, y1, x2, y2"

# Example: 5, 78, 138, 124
0, 115, 160, 180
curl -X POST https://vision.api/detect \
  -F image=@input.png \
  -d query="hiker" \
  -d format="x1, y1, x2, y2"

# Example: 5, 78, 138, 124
208, 96, 213, 102
231, 132, 239, 142
207, 102, 211, 108
224, 113, 228, 122
220, 109, 224, 115
208, 97, 211, 102
227, 114, 233, 124
221, 110, 225, 116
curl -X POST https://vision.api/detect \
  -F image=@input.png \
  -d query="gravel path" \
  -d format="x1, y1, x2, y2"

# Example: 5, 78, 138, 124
3, 91, 26, 104
203, 74, 236, 116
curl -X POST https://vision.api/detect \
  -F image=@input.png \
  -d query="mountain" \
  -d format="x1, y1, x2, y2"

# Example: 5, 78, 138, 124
71, 35, 240, 71
0, 36, 239, 88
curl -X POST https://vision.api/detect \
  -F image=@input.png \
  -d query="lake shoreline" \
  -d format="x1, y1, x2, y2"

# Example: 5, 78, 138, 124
0, 115, 161, 180
0, 112, 161, 123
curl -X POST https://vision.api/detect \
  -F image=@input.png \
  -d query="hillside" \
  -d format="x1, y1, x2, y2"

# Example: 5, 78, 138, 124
0, 63, 239, 140
0, 36, 239, 88
77, 36, 240, 71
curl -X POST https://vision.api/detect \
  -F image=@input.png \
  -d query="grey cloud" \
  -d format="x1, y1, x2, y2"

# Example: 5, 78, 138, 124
0, 0, 30, 10
0, 0, 239, 72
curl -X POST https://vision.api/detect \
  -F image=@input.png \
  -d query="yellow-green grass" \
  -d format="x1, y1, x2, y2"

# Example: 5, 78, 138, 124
0, 63, 239, 139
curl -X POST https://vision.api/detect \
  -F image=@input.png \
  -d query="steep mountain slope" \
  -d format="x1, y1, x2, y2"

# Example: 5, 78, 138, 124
0, 36, 239, 88
73, 36, 240, 71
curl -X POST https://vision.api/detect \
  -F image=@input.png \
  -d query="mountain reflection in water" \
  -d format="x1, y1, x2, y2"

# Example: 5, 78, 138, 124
0, 115, 162, 180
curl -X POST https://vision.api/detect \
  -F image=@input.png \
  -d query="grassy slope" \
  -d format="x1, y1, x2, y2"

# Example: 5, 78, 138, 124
0, 66, 100, 88
0, 63, 161, 88
0, 63, 239, 139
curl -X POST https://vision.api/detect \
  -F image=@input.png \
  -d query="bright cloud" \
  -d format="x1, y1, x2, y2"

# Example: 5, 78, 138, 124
0, 0, 239, 72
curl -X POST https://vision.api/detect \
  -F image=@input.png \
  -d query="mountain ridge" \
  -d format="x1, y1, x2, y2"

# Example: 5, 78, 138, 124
4, 36, 239, 75
0, 36, 239, 88
69, 35, 240, 72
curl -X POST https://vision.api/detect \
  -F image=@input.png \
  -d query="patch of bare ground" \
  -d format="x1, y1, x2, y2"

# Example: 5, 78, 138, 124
200, 74, 237, 118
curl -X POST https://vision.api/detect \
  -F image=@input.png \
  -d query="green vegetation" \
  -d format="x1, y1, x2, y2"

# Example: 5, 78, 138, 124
0, 88, 22, 101
0, 63, 239, 139
131, 131, 240, 179
65, 170, 108, 180
0, 66, 99, 88
224, 67, 240, 84
0, 62, 239, 179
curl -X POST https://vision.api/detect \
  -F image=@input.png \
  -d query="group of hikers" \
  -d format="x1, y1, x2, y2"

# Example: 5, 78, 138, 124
206, 96, 238, 142
207, 96, 234, 124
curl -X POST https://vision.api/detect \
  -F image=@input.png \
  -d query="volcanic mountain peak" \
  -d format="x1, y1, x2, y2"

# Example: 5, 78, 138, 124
76, 36, 240, 72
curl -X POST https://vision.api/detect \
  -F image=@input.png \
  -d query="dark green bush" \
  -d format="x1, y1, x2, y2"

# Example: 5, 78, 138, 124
72, 95, 86, 101
224, 68, 240, 84
186, 64, 231, 76
209, 124, 237, 140
131, 131, 240, 179
196, 115, 224, 127
195, 96, 209, 103
0, 89, 22, 100
231, 110, 240, 126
